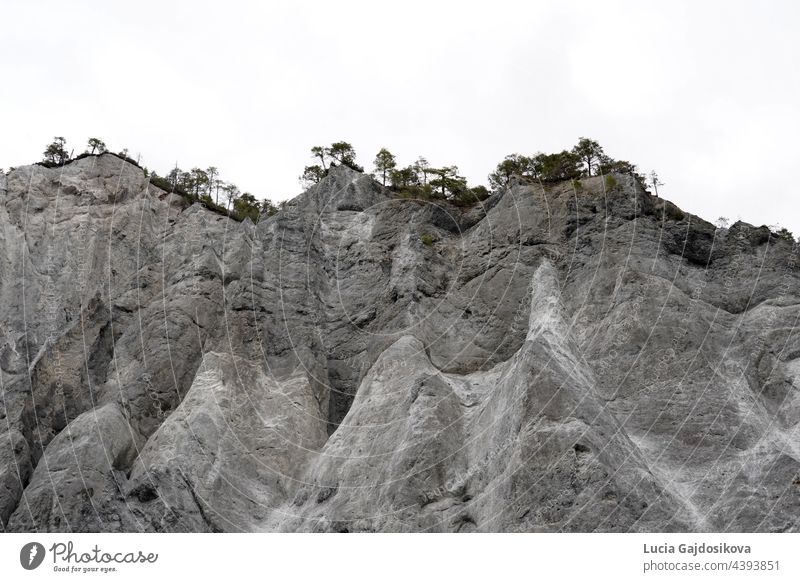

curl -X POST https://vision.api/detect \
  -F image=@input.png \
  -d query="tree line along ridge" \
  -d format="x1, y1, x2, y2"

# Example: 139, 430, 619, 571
8, 135, 794, 241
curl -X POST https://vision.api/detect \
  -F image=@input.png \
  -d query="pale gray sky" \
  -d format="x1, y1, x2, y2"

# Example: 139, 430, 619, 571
1, 0, 798, 233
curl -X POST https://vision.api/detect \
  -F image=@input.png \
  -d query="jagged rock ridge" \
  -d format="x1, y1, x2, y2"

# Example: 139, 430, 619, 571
0, 153, 798, 532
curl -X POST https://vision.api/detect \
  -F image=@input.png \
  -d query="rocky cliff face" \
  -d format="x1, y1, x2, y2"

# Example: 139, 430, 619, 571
1, 153, 798, 532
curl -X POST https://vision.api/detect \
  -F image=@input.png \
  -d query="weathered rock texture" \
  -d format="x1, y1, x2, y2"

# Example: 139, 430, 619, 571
0, 153, 798, 532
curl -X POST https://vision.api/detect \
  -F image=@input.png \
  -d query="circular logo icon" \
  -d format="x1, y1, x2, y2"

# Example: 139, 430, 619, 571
20, 542, 46, 570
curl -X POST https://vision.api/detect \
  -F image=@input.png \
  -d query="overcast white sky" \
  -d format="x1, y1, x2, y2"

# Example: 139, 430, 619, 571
1, 0, 798, 233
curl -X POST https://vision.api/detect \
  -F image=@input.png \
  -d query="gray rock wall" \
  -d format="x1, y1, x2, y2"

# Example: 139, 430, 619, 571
1, 155, 798, 532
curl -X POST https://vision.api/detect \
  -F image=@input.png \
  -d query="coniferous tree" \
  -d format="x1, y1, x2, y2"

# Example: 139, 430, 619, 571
43, 137, 70, 166
373, 148, 397, 186
206, 166, 219, 200
86, 138, 107, 155
224, 183, 241, 208
327, 141, 362, 170
649, 170, 663, 197
534, 151, 582, 182
572, 137, 604, 176
190, 168, 209, 198
260, 199, 279, 217
413, 156, 431, 185
488, 154, 537, 190
428, 166, 467, 199
166, 166, 182, 190
311, 146, 328, 170
179, 171, 194, 194
389, 166, 418, 190
300, 165, 326, 187
233, 192, 260, 221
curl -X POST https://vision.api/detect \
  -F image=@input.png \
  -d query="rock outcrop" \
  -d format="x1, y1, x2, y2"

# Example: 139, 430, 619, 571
1, 153, 798, 532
